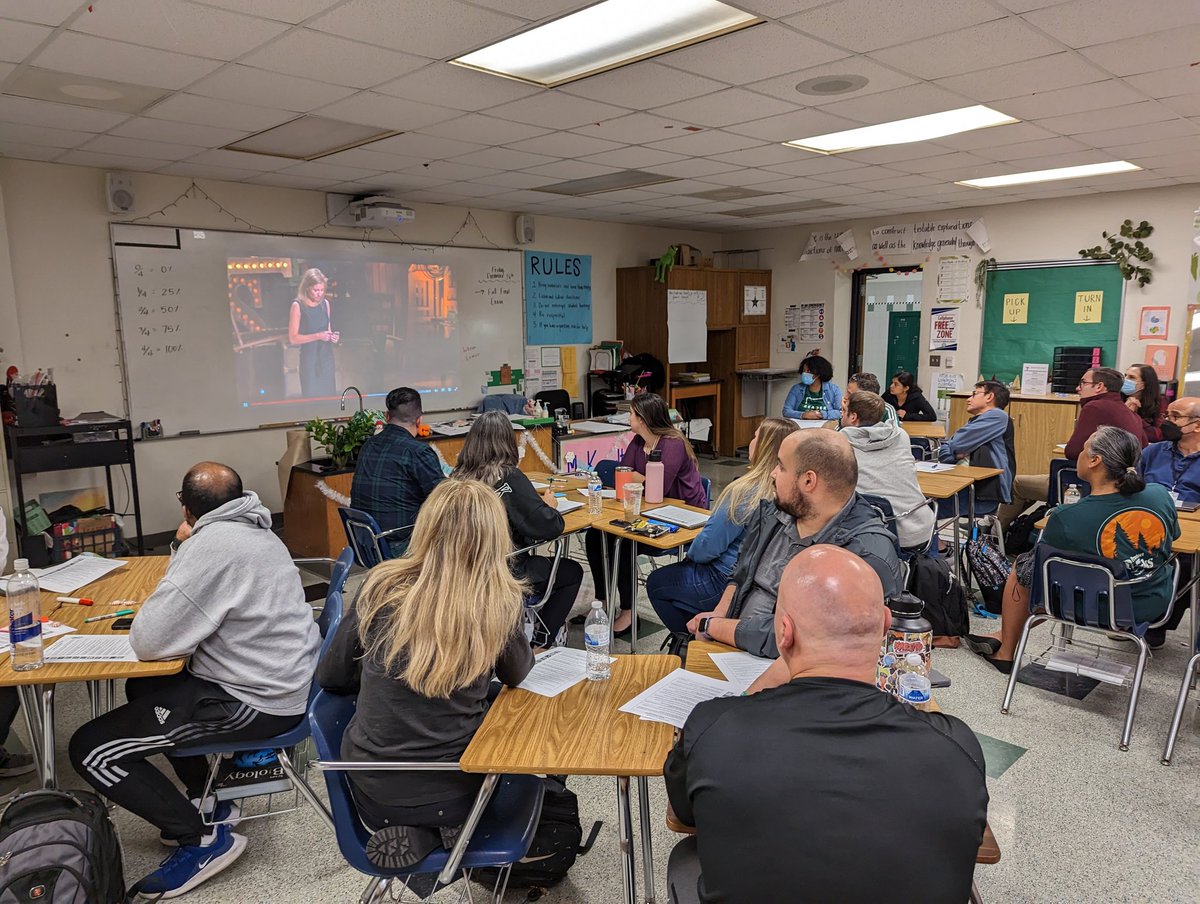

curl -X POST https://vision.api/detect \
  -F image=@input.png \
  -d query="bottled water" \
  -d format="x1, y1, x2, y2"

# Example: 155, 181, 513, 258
7, 559, 44, 672
896, 652, 931, 705
584, 600, 611, 681
1063, 484, 1081, 505
587, 472, 604, 517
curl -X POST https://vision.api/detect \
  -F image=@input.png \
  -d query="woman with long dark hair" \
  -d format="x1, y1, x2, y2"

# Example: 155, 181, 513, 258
1123, 363, 1164, 443
884, 371, 937, 422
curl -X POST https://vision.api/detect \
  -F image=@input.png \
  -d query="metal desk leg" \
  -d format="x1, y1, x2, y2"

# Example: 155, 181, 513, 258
616, 776, 637, 904
40, 687, 55, 788
1192, 551, 1199, 688
629, 541, 639, 653
16, 685, 44, 785
951, 493, 963, 588
608, 540, 622, 629
637, 775, 656, 904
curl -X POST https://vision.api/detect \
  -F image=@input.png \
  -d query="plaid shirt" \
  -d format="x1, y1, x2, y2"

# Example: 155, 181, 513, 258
350, 424, 443, 553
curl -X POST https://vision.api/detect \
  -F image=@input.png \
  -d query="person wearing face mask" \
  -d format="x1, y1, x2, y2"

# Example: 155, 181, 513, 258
1122, 364, 1164, 443
782, 354, 842, 421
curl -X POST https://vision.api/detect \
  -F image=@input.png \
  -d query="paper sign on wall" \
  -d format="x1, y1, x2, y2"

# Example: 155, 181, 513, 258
1074, 291, 1103, 324
743, 285, 766, 316
1022, 363, 1049, 396
667, 289, 708, 363
929, 306, 959, 351
1003, 293, 1029, 324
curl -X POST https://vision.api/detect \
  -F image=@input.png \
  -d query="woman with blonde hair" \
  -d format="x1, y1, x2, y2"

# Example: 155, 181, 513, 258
648, 417, 797, 635
288, 267, 338, 397
318, 479, 532, 863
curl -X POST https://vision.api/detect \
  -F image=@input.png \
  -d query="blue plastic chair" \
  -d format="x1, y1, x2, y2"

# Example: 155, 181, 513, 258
700, 476, 712, 509
339, 506, 413, 567
595, 459, 619, 489
1048, 459, 1091, 506
170, 546, 354, 825
1002, 543, 1177, 751
308, 690, 544, 901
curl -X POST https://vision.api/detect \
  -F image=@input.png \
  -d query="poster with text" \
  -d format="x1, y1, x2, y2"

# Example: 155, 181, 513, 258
930, 306, 959, 351
524, 251, 592, 345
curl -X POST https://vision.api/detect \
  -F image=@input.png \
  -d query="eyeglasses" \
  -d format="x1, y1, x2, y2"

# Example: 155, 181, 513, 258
1166, 413, 1197, 423
176, 490, 184, 503
1077, 380, 1099, 388
969, 389, 988, 398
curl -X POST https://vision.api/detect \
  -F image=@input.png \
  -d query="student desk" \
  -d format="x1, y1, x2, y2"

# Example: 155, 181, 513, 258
901, 420, 946, 441
668, 382, 720, 458
461, 654, 678, 904
916, 470, 976, 585
0, 556, 178, 788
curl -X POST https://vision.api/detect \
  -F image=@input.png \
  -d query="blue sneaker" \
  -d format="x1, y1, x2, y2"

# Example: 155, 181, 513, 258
161, 799, 242, 847
137, 824, 247, 899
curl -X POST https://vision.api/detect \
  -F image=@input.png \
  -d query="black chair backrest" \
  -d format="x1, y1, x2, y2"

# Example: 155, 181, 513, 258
535, 389, 570, 415
1048, 458, 1091, 506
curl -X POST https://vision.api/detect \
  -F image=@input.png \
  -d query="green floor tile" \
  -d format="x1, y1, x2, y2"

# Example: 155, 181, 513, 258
974, 732, 1027, 779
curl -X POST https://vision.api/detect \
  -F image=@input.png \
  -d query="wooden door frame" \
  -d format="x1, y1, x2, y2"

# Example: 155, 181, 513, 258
847, 265, 923, 377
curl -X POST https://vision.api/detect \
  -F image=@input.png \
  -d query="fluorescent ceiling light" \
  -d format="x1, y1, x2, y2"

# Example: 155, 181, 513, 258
957, 160, 1141, 188
451, 0, 762, 88
785, 105, 1018, 155
535, 170, 677, 196
224, 116, 399, 161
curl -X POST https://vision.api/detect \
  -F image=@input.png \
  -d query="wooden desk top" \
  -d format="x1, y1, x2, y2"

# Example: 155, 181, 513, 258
0, 556, 183, 687
527, 472, 710, 541
916, 471, 976, 499
669, 382, 721, 397
685, 639, 737, 680
952, 465, 1004, 481
901, 421, 946, 440
460, 654, 677, 777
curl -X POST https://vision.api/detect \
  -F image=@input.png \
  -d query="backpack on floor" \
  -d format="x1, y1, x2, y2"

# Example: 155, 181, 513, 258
476, 778, 602, 901
1004, 503, 1048, 556
906, 552, 970, 638
966, 525, 1011, 615
0, 789, 125, 904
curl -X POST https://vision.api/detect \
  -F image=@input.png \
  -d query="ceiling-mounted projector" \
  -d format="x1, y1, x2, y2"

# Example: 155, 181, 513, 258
349, 195, 415, 227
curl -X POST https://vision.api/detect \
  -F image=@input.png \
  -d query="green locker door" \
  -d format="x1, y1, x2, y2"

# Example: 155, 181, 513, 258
886, 310, 921, 380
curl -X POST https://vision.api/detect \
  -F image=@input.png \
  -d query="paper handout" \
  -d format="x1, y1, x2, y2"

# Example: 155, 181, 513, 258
618, 668, 738, 729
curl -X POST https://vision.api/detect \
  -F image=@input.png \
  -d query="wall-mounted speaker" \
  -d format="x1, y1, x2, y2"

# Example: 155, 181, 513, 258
106, 172, 135, 214
515, 214, 535, 245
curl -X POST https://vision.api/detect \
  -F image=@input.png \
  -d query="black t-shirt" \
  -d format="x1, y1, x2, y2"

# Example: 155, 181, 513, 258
664, 676, 988, 904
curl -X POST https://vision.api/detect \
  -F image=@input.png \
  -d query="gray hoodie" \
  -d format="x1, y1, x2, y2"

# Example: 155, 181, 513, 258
841, 422, 935, 550
130, 492, 320, 716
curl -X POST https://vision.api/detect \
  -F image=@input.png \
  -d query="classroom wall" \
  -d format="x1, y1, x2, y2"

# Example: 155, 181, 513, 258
725, 184, 1200, 407
0, 159, 713, 537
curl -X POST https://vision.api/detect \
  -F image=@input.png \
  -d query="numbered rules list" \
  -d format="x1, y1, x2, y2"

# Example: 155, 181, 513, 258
524, 251, 592, 346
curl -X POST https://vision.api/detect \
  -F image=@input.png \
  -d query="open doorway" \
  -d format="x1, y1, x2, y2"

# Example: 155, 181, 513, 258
848, 267, 924, 383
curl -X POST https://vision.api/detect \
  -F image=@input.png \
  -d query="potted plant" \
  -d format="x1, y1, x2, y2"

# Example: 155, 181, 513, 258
305, 409, 385, 470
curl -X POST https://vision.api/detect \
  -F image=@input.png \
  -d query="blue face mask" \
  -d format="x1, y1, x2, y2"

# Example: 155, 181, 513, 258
800, 372, 815, 386
1121, 379, 1137, 396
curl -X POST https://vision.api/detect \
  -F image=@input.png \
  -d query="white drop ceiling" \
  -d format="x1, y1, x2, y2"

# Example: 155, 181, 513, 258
0, 0, 1197, 232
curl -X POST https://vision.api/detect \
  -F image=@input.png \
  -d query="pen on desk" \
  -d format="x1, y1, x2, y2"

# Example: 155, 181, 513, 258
84, 608, 134, 623
56, 596, 94, 606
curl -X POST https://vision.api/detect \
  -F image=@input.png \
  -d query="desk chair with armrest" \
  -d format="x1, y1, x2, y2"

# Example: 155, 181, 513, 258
339, 506, 414, 568
1001, 544, 1178, 751
309, 689, 544, 904
510, 538, 566, 647
169, 546, 354, 827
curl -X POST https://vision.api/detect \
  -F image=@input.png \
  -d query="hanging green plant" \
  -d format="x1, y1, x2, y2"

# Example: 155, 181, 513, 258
974, 257, 996, 304
1079, 219, 1154, 287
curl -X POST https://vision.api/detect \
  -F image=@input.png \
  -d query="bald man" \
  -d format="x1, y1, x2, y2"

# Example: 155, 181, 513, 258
686, 429, 901, 658
665, 547, 988, 904
69, 462, 321, 897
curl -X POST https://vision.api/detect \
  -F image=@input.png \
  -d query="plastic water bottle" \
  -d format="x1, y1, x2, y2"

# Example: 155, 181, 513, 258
1063, 484, 1081, 505
896, 653, 931, 705
587, 472, 605, 517
584, 601, 611, 681
7, 559, 44, 672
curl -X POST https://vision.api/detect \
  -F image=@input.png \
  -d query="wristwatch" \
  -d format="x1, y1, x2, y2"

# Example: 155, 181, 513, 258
697, 616, 712, 638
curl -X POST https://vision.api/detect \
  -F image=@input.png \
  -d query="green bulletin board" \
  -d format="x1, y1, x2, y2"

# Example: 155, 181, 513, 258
980, 263, 1123, 383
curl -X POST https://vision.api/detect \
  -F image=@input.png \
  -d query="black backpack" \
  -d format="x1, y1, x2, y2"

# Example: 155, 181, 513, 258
1004, 503, 1048, 556
477, 779, 602, 901
906, 552, 970, 638
0, 789, 125, 904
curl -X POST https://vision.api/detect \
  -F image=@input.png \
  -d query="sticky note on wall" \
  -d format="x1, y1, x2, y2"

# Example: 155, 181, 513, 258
1002, 293, 1028, 324
1074, 290, 1103, 324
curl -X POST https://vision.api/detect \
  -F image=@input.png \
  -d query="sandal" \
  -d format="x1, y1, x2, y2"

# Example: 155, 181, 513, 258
965, 634, 1002, 657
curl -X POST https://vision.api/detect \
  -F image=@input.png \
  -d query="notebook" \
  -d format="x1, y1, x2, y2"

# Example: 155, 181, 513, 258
555, 497, 584, 514
643, 505, 709, 529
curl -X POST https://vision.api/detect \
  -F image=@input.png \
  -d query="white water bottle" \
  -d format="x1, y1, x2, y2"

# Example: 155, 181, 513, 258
584, 601, 611, 681
7, 559, 44, 671
1064, 484, 1081, 505
587, 472, 605, 516
896, 653, 931, 705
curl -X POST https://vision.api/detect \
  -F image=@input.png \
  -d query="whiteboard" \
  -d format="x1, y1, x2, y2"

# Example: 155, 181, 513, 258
111, 225, 524, 435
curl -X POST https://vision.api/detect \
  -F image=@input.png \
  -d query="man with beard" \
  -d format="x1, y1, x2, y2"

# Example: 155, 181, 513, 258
685, 429, 900, 659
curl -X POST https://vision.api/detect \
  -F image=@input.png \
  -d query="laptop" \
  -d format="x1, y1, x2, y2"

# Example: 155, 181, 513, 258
643, 505, 709, 529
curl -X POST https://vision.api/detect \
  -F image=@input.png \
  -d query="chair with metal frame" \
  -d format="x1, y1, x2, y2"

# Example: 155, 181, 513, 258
1001, 543, 1178, 751
339, 506, 414, 568
509, 537, 566, 646
309, 689, 544, 904
1048, 459, 1091, 507
1161, 648, 1200, 764
168, 546, 354, 827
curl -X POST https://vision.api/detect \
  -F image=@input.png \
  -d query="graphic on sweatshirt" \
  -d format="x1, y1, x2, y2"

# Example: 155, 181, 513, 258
1097, 509, 1169, 575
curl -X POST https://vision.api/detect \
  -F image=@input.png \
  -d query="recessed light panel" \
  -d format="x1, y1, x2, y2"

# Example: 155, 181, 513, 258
785, 105, 1017, 155
535, 170, 678, 196
957, 161, 1141, 188
452, 0, 762, 88
224, 116, 400, 161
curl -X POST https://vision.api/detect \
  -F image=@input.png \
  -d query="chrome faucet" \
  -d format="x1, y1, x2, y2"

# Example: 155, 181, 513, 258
340, 386, 364, 412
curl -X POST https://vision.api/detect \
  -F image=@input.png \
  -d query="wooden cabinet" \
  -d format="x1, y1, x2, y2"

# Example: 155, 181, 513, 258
949, 392, 1080, 476
616, 266, 772, 457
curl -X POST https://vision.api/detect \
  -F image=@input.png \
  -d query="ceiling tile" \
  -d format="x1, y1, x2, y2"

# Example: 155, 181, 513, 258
192, 0, 343, 24
574, 113, 692, 145
659, 24, 847, 85
505, 130, 624, 158
487, 92, 630, 129
313, 146, 424, 170
996, 80, 1143, 120
1076, 119, 1199, 150
698, 167, 793, 187
0, 94, 130, 132
32, 32, 222, 90
246, 171, 341, 189
1079, 25, 1200, 77
439, 180, 513, 198
309, 0, 524, 59
374, 62, 540, 112
68, 0, 287, 61
145, 93, 293, 131
184, 148, 292, 171
935, 121, 1057, 150
1124, 66, 1200, 102
367, 132, 487, 160
1106, 135, 1200, 159
710, 143, 810, 168
447, 147, 562, 172
0, 18, 51, 62
313, 92, 462, 131
80, 134, 201, 160
57, 148, 172, 170
840, 142, 959, 165
761, 154, 870, 178
2, 0, 87, 27
472, 171, 554, 190
1023, 0, 1200, 47
650, 88, 794, 128
870, 18, 1061, 80
0, 121, 91, 148
520, 159, 620, 181
466, 0, 593, 21
783, 0, 1003, 52
646, 129, 763, 156
419, 112, 553, 145
159, 161, 269, 181
241, 29, 430, 89
576, 145, 685, 170
727, 108, 861, 142
560, 62, 728, 108
189, 65, 358, 113
935, 53, 1106, 102
275, 160, 385, 181
108, 116, 249, 147
745, 56, 917, 107
1161, 94, 1200, 117
971, 136, 1093, 161
397, 160, 501, 182
819, 83, 975, 124
658, 157, 742, 178
889, 151, 1000, 174
1038, 101, 1176, 135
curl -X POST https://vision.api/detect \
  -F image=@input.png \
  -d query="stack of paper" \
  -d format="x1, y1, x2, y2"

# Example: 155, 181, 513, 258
1043, 649, 1133, 685
555, 497, 584, 514
618, 668, 738, 729
708, 652, 773, 691
914, 461, 953, 472
0, 556, 127, 595
43, 634, 139, 663
0, 622, 77, 655
517, 648, 596, 698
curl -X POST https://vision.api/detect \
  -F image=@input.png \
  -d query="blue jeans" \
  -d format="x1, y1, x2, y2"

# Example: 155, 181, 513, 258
647, 560, 732, 635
